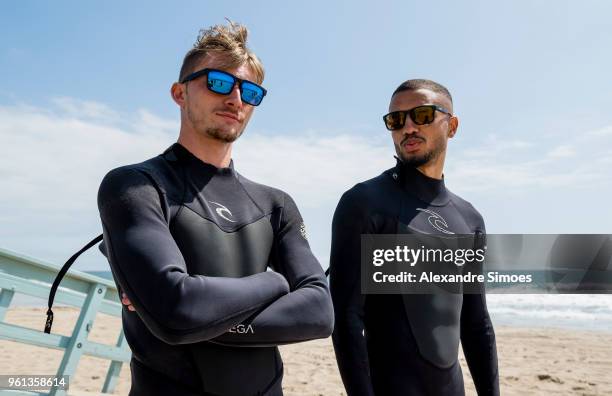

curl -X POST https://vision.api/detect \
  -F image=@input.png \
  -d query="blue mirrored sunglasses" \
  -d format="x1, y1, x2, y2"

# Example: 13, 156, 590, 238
180, 68, 267, 106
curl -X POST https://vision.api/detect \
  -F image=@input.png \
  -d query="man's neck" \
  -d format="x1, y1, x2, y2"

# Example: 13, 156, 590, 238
416, 155, 445, 180
177, 131, 232, 168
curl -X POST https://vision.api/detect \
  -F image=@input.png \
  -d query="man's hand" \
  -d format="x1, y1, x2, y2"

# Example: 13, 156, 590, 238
121, 292, 136, 312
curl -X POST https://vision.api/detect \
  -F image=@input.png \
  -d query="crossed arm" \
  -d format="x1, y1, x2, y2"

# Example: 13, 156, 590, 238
99, 167, 333, 346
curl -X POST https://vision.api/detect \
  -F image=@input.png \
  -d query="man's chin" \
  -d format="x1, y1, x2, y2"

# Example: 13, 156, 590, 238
204, 127, 243, 143
399, 153, 431, 167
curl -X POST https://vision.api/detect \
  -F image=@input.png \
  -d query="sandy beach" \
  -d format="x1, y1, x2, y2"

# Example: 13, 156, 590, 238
1, 307, 611, 395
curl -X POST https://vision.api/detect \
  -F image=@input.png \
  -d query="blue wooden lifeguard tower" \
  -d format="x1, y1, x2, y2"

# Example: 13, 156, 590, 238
0, 248, 130, 396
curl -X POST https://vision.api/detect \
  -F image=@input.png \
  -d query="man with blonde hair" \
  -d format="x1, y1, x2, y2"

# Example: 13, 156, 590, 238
98, 22, 333, 395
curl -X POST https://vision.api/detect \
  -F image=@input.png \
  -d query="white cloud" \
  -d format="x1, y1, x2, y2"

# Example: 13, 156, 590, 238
0, 100, 176, 267
447, 125, 612, 192
52, 97, 121, 122
234, 133, 390, 207
587, 124, 612, 137
460, 135, 534, 159
134, 109, 179, 134
546, 144, 575, 159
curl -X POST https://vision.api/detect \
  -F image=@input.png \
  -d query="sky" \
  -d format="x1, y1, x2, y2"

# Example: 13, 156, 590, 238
1, 0, 612, 271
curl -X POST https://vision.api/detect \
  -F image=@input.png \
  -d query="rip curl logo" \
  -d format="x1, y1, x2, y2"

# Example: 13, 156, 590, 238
300, 222, 308, 240
416, 208, 455, 235
210, 201, 235, 223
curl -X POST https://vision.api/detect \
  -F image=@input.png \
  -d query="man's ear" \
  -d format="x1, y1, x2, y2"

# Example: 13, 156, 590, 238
448, 116, 459, 138
171, 82, 186, 108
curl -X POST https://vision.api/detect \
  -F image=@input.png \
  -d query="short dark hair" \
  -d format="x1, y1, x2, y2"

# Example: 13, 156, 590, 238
392, 79, 453, 104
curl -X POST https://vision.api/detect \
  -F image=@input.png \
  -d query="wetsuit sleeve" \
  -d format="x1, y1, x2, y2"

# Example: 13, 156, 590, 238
461, 231, 500, 396
211, 192, 334, 346
329, 187, 375, 396
98, 167, 290, 345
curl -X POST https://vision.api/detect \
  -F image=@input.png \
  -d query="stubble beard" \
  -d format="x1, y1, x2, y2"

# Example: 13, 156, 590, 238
203, 126, 243, 143
395, 135, 446, 167
187, 106, 244, 143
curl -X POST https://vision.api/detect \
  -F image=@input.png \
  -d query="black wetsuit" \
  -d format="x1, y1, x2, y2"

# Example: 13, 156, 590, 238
97, 143, 334, 396
330, 159, 499, 396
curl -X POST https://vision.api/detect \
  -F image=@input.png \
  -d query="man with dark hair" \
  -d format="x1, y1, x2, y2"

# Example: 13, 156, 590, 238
98, 22, 333, 395
330, 79, 499, 395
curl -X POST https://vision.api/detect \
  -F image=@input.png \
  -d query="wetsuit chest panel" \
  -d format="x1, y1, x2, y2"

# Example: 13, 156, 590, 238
171, 206, 282, 395
399, 197, 473, 236
169, 175, 281, 395
171, 208, 273, 277
397, 192, 472, 369
182, 169, 265, 233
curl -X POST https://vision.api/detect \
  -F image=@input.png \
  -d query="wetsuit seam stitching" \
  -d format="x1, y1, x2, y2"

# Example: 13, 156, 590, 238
235, 172, 269, 216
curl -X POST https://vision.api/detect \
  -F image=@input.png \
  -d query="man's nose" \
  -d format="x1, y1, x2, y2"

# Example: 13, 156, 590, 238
224, 83, 242, 108
400, 116, 419, 135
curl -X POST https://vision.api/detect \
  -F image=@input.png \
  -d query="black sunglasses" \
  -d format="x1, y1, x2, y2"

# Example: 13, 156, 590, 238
383, 105, 451, 131
180, 68, 267, 106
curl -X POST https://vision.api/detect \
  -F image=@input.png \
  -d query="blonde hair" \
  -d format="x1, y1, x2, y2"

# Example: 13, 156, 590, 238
179, 20, 265, 84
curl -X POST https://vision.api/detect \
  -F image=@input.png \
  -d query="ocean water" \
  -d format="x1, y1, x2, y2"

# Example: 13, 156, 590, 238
7, 271, 612, 332
487, 294, 612, 332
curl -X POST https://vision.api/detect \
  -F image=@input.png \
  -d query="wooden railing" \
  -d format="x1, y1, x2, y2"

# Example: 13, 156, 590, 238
0, 247, 130, 396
